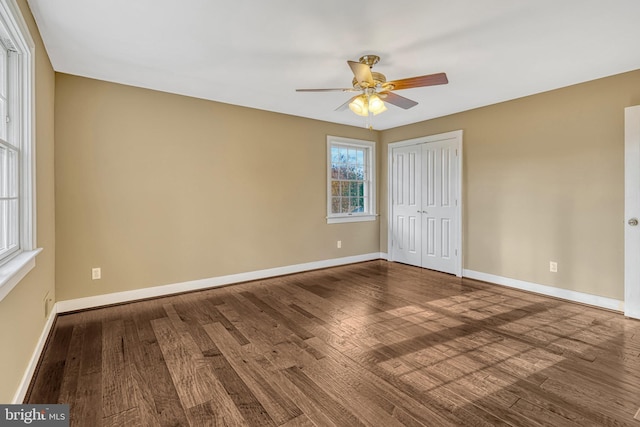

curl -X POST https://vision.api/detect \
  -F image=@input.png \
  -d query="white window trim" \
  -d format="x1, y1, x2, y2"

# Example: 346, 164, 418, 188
0, 0, 39, 303
326, 135, 377, 224
0, 248, 41, 301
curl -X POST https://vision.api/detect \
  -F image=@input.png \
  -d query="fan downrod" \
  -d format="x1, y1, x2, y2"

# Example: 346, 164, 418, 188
359, 55, 380, 68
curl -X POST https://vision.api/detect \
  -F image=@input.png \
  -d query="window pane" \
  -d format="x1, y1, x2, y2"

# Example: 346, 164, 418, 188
0, 98, 6, 142
0, 200, 6, 252
340, 181, 349, 197
339, 147, 347, 163
0, 146, 17, 198
342, 166, 350, 180
0, 145, 5, 197
356, 150, 364, 166
340, 198, 350, 213
355, 197, 364, 212
331, 197, 340, 214
331, 197, 340, 213
0, 45, 6, 99
331, 181, 340, 197
8, 148, 17, 198
7, 198, 17, 248
347, 165, 357, 180
331, 164, 339, 179
0, 198, 17, 256
331, 147, 340, 163
348, 149, 357, 164
349, 182, 359, 197
352, 165, 363, 180
339, 165, 349, 180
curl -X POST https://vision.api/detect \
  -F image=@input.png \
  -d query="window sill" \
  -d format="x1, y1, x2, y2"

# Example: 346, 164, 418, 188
0, 248, 42, 303
327, 214, 377, 224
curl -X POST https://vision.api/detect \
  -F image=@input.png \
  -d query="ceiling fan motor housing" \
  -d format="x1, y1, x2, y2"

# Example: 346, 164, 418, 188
352, 72, 388, 90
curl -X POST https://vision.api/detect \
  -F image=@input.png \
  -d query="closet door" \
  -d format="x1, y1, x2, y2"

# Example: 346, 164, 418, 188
391, 144, 422, 267
421, 141, 458, 274
390, 132, 460, 275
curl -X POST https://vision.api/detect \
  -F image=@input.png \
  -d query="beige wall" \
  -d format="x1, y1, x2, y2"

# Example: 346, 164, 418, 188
55, 74, 380, 301
56, 69, 640, 303
0, 0, 56, 403
381, 69, 640, 300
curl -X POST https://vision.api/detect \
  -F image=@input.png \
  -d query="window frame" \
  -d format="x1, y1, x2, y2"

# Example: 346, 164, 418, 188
0, 0, 39, 303
326, 135, 376, 224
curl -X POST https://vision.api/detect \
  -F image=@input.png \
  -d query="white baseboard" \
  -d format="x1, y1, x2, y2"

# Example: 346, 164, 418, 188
463, 269, 624, 312
12, 303, 58, 403
57, 253, 386, 313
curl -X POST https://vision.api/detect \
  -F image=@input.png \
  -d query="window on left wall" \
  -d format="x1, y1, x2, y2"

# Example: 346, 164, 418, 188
0, 0, 39, 303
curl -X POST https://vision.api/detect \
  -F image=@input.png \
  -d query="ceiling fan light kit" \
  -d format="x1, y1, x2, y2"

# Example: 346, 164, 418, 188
368, 93, 387, 114
296, 54, 448, 124
349, 93, 387, 117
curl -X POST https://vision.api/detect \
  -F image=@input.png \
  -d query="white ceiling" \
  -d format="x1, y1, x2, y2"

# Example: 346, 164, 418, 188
27, 0, 640, 130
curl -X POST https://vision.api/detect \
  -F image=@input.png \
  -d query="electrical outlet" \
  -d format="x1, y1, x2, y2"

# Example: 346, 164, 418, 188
337, 240, 342, 249
549, 261, 558, 273
92, 267, 101, 280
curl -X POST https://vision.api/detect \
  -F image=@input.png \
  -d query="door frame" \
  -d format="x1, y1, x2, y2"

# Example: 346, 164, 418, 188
625, 106, 640, 319
387, 130, 463, 276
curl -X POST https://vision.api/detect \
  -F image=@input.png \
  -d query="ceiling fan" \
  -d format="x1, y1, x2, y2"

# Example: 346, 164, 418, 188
296, 55, 448, 117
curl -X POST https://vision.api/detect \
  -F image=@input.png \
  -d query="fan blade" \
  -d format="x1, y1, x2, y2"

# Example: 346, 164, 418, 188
335, 95, 359, 111
387, 72, 448, 90
296, 88, 355, 92
348, 60, 374, 87
381, 92, 418, 109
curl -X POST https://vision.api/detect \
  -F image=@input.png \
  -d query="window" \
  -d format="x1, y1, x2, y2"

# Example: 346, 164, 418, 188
327, 136, 376, 224
0, 0, 38, 302
0, 39, 18, 261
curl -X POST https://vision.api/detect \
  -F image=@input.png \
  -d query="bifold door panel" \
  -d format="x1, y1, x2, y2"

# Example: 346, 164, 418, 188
391, 135, 460, 275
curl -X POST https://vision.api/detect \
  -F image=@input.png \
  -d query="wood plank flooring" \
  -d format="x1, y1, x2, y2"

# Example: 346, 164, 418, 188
26, 261, 640, 426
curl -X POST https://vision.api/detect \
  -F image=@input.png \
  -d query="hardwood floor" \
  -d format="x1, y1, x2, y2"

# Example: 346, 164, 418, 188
26, 261, 640, 426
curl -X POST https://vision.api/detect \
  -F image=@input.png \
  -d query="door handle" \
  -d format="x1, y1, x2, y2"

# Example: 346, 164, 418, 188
629, 218, 639, 226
